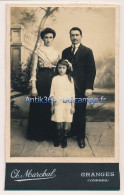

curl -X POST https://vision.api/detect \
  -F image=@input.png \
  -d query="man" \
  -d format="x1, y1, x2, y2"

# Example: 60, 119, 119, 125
62, 27, 96, 148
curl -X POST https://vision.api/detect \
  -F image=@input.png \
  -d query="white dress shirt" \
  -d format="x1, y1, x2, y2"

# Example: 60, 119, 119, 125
72, 43, 80, 55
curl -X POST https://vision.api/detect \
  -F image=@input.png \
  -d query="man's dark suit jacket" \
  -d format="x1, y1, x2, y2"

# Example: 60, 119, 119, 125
62, 44, 96, 94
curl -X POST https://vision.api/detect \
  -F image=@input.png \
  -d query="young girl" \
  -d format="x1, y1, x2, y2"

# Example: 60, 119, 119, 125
50, 59, 75, 148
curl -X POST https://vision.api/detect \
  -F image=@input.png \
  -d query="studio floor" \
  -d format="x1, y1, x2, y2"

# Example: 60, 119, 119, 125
10, 120, 114, 157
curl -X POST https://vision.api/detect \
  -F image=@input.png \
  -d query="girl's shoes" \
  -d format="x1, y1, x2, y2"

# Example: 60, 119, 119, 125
54, 129, 61, 147
53, 129, 68, 148
62, 130, 67, 148
61, 136, 67, 148
54, 135, 60, 147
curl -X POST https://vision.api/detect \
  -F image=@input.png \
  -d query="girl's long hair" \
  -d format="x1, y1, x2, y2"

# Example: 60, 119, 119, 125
55, 59, 73, 82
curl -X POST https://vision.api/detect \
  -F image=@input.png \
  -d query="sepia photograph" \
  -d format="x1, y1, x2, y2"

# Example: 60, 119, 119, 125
7, 4, 119, 161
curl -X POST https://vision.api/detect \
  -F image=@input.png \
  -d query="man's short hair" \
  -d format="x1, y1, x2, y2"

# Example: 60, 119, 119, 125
70, 27, 82, 36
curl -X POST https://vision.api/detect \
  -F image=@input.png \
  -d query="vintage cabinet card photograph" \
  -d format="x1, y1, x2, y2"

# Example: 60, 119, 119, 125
4, 2, 120, 190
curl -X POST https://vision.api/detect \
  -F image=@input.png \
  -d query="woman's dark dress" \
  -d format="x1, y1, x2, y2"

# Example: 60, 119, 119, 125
27, 45, 59, 141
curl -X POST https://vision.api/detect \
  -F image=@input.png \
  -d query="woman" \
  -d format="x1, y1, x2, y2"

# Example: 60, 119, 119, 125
27, 28, 60, 141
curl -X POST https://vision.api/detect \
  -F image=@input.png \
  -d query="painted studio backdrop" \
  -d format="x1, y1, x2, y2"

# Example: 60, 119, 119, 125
10, 6, 115, 157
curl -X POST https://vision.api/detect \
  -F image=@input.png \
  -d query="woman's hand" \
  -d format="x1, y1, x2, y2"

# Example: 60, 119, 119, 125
32, 87, 38, 97
51, 106, 55, 114
85, 89, 93, 97
70, 107, 75, 114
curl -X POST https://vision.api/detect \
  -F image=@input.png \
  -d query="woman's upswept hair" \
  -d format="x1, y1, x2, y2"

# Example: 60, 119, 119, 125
55, 59, 73, 82
40, 28, 56, 39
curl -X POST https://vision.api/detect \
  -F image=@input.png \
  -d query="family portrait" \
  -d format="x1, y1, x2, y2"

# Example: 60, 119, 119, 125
8, 5, 118, 159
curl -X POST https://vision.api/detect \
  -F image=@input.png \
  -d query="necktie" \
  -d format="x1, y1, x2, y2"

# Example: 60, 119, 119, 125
70, 45, 76, 63
72, 45, 76, 55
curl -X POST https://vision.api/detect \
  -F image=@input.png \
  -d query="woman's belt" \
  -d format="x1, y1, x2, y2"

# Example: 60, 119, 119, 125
38, 67, 56, 72
39, 66, 55, 69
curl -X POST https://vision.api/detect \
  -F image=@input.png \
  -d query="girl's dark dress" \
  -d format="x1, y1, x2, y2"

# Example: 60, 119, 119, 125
27, 45, 59, 141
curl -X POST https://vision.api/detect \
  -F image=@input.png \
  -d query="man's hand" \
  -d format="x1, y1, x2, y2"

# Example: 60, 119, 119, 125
85, 89, 93, 97
32, 87, 38, 97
